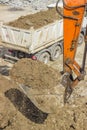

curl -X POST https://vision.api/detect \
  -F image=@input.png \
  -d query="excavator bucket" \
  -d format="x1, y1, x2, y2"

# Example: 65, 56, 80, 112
18, 84, 64, 113
10, 58, 65, 113
0, 65, 65, 114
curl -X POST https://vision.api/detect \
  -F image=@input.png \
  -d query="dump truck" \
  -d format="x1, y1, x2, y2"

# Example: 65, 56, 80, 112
0, 10, 85, 64
0, 19, 63, 63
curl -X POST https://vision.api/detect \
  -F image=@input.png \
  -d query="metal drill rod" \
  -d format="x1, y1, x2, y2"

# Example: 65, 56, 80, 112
81, 25, 87, 72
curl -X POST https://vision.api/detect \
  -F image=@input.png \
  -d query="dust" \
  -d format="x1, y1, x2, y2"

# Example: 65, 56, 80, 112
7, 8, 62, 30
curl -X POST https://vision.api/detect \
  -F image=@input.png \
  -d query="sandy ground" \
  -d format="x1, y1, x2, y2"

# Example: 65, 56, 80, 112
0, 4, 36, 23
0, 4, 87, 130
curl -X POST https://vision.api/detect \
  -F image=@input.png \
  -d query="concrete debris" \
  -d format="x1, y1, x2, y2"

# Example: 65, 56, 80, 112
0, 0, 58, 10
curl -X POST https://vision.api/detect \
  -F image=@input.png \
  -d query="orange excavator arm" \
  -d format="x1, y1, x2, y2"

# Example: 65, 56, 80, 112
56, 0, 87, 103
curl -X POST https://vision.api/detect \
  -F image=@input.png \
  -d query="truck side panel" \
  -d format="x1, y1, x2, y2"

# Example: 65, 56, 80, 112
30, 20, 63, 53
0, 20, 63, 54
0, 26, 32, 49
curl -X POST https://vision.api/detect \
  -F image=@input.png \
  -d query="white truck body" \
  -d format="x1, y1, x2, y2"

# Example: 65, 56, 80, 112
0, 15, 86, 63
81, 14, 87, 35
0, 19, 63, 54
82, 17, 87, 28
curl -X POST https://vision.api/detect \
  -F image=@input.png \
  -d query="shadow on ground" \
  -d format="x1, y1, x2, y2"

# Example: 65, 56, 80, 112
5, 88, 48, 124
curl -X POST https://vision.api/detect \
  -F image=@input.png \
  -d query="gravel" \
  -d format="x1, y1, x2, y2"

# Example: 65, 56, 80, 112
0, 0, 58, 10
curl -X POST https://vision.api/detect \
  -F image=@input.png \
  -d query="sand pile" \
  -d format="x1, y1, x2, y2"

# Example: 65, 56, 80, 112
7, 8, 62, 30
10, 58, 64, 113
10, 58, 63, 113
10, 58, 60, 90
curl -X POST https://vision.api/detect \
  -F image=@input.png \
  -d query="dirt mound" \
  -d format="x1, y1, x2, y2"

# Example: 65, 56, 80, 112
10, 58, 63, 113
7, 8, 62, 29
0, 74, 86, 130
0, 76, 17, 129
0, 75, 49, 130
0, 65, 87, 130
10, 58, 60, 90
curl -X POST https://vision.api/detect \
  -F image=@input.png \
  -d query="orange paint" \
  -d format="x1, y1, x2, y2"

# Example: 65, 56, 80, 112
63, 0, 86, 86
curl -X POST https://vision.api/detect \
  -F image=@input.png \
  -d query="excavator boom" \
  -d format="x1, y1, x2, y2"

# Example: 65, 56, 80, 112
64, 0, 86, 76
60, 0, 87, 102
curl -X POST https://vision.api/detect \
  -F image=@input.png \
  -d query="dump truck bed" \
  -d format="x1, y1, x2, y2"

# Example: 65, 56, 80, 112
0, 19, 63, 54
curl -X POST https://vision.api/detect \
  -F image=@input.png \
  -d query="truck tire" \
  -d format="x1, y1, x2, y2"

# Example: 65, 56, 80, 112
0, 49, 4, 57
38, 52, 50, 64
51, 45, 62, 61
78, 33, 84, 46
0, 47, 7, 57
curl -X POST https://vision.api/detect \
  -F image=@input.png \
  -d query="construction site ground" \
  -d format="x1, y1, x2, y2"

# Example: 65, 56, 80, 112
0, 4, 87, 130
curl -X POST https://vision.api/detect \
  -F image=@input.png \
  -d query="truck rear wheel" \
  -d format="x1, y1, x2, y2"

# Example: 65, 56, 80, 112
78, 33, 84, 46
0, 47, 7, 58
38, 52, 50, 64
51, 45, 62, 61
